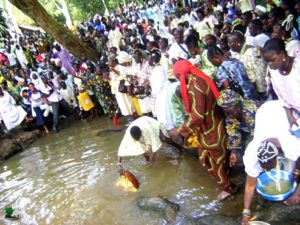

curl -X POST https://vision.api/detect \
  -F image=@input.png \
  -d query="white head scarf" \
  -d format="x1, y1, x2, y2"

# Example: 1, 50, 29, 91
30, 71, 42, 89
117, 51, 132, 64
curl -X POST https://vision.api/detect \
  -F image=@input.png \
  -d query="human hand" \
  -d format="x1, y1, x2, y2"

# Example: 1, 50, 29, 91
147, 157, 155, 166
168, 128, 180, 138
293, 169, 300, 180
289, 116, 299, 128
117, 163, 124, 174
229, 151, 237, 167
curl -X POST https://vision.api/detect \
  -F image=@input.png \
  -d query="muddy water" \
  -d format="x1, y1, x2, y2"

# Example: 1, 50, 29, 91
0, 118, 244, 225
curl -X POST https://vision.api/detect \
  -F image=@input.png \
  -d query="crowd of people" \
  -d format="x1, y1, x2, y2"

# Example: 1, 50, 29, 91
1, 0, 300, 224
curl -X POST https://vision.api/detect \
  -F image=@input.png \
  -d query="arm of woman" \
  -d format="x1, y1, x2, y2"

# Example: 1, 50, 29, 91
143, 147, 155, 165
223, 80, 230, 89
284, 106, 298, 127
41, 94, 48, 105
241, 175, 257, 225
110, 67, 121, 76
117, 156, 124, 173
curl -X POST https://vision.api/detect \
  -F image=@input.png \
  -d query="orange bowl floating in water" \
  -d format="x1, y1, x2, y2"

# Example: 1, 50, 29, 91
116, 170, 139, 192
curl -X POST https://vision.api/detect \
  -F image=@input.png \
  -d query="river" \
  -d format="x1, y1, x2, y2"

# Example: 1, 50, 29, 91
0, 118, 244, 225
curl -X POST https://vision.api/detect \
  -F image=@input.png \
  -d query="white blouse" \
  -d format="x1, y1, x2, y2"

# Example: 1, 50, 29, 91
270, 57, 300, 112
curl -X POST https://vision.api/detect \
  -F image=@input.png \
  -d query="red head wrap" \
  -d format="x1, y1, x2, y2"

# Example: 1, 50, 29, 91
173, 60, 219, 113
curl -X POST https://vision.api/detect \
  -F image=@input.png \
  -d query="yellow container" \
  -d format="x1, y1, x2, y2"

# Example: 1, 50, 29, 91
132, 96, 142, 116
77, 92, 94, 111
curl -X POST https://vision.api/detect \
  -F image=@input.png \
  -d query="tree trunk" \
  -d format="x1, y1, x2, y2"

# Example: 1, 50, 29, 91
8, 0, 98, 62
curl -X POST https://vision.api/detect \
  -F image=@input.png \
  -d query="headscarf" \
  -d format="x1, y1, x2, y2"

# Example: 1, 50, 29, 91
217, 89, 242, 108
173, 60, 219, 113
282, 14, 294, 32
257, 141, 279, 164
30, 71, 42, 89
117, 51, 132, 64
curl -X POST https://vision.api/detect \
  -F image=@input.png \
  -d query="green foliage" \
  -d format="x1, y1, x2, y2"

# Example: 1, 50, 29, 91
13, 5, 36, 26
0, 9, 8, 37
13, 0, 144, 27
68, 0, 105, 23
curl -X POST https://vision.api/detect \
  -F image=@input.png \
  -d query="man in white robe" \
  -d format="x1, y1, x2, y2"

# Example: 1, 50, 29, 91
117, 116, 169, 171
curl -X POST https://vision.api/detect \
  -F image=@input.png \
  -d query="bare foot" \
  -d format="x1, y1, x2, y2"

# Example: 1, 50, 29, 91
217, 191, 232, 201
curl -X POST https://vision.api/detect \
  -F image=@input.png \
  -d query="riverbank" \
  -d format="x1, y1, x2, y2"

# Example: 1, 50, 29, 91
0, 129, 41, 161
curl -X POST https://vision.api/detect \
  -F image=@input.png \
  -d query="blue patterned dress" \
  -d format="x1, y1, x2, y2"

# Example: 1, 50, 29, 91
215, 59, 258, 100
225, 99, 258, 152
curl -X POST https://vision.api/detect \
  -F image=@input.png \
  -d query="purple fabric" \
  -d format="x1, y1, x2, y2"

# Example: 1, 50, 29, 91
52, 48, 74, 75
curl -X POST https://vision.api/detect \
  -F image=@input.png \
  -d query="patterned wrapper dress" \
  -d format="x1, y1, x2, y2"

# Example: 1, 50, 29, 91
179, 75, 233, 192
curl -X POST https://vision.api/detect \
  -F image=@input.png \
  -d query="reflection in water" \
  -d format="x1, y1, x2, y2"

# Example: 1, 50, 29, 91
0, 118, 243, 225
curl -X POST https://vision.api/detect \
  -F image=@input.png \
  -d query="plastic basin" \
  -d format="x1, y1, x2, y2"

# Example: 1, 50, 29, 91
256, 169, 297, 201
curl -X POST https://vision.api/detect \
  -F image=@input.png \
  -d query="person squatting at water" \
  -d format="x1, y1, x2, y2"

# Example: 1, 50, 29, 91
117, 116, 180, 172
241, 101, 300, 225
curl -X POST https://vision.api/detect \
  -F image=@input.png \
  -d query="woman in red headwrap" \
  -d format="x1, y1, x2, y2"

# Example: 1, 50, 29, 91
170, 60, 236, 200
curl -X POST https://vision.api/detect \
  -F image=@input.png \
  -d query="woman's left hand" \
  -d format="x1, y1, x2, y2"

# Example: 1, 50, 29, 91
229, 150, 237, 167
168, 128, 180, 138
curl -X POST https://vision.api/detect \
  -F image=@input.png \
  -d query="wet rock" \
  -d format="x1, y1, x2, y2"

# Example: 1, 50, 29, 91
135, 196, 300, 225
135, 196, 193, 224
194, 215, 239, 225
0, 130, 41, 160
253, 203, 300, 225
96, 128, 125, 136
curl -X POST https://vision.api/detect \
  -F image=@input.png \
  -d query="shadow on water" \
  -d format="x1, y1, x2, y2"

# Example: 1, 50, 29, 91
0, 118, 245, 225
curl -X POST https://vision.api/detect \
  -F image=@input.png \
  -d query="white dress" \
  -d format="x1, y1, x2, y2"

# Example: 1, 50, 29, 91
149, 65, 174, 130
130, 61, 152, 114
0, 91, 27, 130
167, 42, 189, 64
110, 65, 135, 116
107, 29, 122, 51
15, 48, 28, 69
243, 100, 300, 178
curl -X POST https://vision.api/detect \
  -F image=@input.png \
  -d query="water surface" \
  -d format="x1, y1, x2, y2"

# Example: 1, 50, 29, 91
0, 118, 244, 225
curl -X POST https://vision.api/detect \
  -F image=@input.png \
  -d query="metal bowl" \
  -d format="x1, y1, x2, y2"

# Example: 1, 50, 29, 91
256, 169, 297, 201
249, 221, 270, 225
